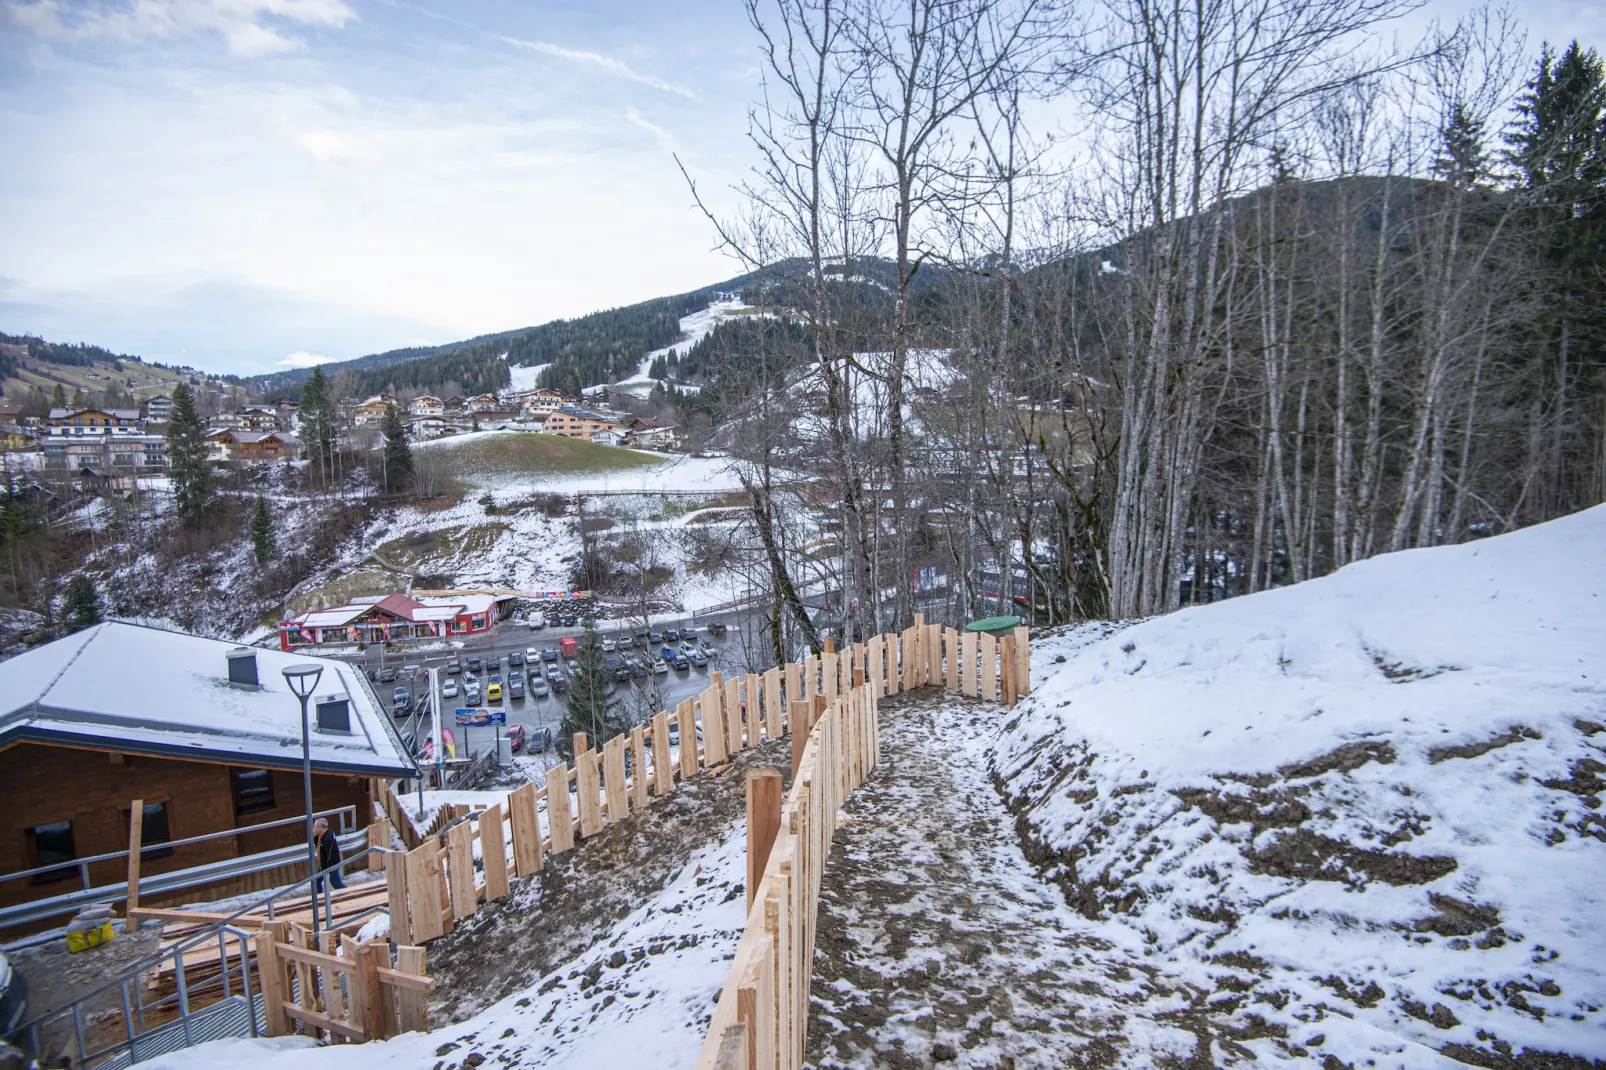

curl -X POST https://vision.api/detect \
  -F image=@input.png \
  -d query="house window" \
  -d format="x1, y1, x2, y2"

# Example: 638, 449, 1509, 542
125, 801, 173, 860
233, 768, 277, 817
28, 820, 78, 884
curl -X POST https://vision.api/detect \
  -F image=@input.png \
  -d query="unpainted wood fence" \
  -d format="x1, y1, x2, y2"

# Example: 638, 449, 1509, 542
378, 618, 1029, 970
697, 621, 1030, 1070
256, 921, 431, 1043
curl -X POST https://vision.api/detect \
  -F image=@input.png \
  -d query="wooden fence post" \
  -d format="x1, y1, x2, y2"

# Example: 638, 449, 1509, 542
724, 675, 743, 752
961, 632, 978, 698
479, 804, 509, 901
508, 783, 542, 876
677, 698, 699, 781
125, 798, 143, 932
1013, 624, 1030, 695
403, 840, 443, 942
394, 945, 428, 1034
944, 628, 959, 691
763, 668, 782, 741
256, 924, 288, 1036
746, 770, 782, 915
546, 763, 574, 854
630, 725, 649, 810
980, 632, 999, 702
703, 689, 728, 766
603, 734, 628, 823
367, 819, 390, 873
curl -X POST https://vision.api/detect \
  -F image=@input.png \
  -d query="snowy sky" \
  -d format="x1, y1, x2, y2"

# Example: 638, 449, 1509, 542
2, 0, 1602, 375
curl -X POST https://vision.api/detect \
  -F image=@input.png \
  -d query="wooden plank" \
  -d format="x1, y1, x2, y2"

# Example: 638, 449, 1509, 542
509, 783, 542, 876
394, 945, 428, 1034
405, 841, 443, 942
546, 763, 573, 854
1000, 635, 1017, 709
385, 850, 412, 945
479, 804, 510, 901
125, 797, 143, 931
367, 819, 390, 873
724, 675, 742, 752
944, 628, 959, 691
344, 935, 383, 1042
822, 649, 837, 706
651, 711, 673, 795
786, 661, 803, 705
446, 822, 476, 919
980, 631, 999, 702
630, 725, 649, 810
746, 770, 782, 915
577, 750, 603, 838
283, 1000, 366, 1042
804, 656, 819, 701
702, 689, 728, 767
1014, 624, 1030, 695
763, 668, 782, 741
603, 734, 628, 823
375, 965, 435, 993
677, 699, 699, 781
961, 632, 978, 698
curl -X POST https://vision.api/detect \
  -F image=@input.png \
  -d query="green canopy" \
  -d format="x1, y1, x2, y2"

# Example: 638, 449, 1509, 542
965, 615, 1025, 635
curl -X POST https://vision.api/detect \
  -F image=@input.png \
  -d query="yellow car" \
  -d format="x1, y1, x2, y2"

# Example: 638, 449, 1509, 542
486, 682, 503, 702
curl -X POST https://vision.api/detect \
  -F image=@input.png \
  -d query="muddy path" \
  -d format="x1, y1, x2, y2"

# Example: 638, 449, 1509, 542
805, 693, 1252, 1070
426, 734, 795, 1023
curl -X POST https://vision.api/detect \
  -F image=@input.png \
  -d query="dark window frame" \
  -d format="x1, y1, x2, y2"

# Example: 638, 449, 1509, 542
232, 767, 277, 818
28, 819, 78, 884
123, 801, 174, 860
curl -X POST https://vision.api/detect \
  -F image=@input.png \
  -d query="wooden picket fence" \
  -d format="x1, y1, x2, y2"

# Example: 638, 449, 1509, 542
696, 619, 1030, 1070
379, 617, 1030, 960
256, 921, 431, 1043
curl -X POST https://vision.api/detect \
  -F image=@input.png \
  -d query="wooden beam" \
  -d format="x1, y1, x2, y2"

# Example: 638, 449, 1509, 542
393, 945, 429, 1034
479, 804, 509, 901
547, 763, 574, 854
125, 798, 144, 931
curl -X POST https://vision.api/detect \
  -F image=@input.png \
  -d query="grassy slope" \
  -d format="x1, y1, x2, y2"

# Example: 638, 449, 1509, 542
425, 432, 660, 488
2, 356, 220, 406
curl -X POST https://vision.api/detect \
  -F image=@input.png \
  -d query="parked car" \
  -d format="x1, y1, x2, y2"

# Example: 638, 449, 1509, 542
542, 647, 559, 662
699, 639, 718, 657
509, 675, 525, 699
441, 680, 459, 699
527, 615, 545, 630
618, 634, 636, 650
648, 631, 663, 644
627, 657, 648, 679
707, 621, 728, 636
560, 636, 579, 657
567, 659, 580, 674
531, 677, 550, 698
660, 645, 677, 662
679, 641, 698, 656
672, 654, 690, 671
486, 681, 503, 702
466, 656, 483, 672
526, 647, 541, 663
444, 659, 462, 675
530, 726, 554, 752
508, 724, 527, 752
486, 654, 501, 671
651, 658, 668, 675
392, 686, 410, 707
689, 650, 708, 668
509, 650, 525, 667
601, 637, 616, 653
465, 681, 482, 703
378, 666, 398, 683
548, 672, 569, 693
489, 672, 503, 686
661, 627, 678, 642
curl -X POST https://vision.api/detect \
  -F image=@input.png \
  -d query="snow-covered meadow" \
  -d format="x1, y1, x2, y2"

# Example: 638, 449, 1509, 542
988, 505, 1606, 1067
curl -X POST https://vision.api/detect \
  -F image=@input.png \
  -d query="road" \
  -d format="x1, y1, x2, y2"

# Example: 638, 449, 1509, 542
332, 604, 772, 760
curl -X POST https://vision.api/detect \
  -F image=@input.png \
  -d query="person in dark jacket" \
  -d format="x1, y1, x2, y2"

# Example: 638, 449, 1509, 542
312, 817, 345, 891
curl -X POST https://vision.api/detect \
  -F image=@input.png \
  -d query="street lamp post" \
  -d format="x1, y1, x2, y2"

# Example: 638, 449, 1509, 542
282, 663, 325, 933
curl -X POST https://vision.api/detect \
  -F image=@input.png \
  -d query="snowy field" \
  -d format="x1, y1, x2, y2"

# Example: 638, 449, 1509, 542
612, 297, 751, 397
990, 504, 1606, 1067
134, 822, 750, 1070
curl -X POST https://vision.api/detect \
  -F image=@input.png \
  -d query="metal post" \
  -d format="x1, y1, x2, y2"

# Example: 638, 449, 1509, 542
175, 948, 194, 1048
299, 691, 319, 934
120, 979, 136, 1057
236, 930, 259, 1037
73, 1002, 88, 1068
218, 929, 231, 998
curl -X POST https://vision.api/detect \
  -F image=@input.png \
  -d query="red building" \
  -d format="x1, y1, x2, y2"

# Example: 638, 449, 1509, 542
278, 592, 502, 650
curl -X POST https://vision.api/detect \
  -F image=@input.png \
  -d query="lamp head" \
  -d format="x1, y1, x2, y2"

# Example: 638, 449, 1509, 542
282, 663, 324, 700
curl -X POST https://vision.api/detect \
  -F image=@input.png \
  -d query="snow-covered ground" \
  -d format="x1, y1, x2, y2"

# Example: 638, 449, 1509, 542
612, 298, 752, 398
990, 504, 1606, 1067
507, 362, 552, 392
135, 821, 750, 1070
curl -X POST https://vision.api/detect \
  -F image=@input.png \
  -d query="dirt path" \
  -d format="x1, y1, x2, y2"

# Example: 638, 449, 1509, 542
806, 693, 1230, 1070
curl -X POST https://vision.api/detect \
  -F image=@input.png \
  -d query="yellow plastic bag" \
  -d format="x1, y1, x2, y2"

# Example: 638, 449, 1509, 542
65, 920, 115, 953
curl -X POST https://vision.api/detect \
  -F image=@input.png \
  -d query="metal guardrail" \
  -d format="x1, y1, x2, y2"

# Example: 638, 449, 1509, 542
17, 844, 397, 1069
0, 808, 360, 936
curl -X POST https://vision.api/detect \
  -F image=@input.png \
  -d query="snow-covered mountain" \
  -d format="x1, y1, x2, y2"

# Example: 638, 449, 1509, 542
993, 504, 1606, 1067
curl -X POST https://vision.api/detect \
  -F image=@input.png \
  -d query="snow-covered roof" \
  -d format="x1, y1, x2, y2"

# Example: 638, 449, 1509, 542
48, 408, 140, 420
0, 622, 415, 777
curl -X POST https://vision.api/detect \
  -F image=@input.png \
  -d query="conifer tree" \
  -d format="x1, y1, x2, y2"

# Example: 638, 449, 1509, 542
380, 403, 413, 494
299, 366, 337, 482
51, 383, 66, 410
250, 496, 275, 564
166, 383, 214, 526
63, 574, 102, 632
557, 618, 629, 760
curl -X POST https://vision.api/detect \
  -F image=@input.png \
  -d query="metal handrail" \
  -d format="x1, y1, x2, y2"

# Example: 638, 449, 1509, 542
17, 842, 399, 1064
0, 805, 358, 887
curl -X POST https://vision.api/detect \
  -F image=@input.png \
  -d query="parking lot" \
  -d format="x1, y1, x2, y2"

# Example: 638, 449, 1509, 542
343, 605, 763, 761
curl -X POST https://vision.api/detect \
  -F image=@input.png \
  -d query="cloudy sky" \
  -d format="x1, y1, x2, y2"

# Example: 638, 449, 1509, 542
1, 0, 1601, 375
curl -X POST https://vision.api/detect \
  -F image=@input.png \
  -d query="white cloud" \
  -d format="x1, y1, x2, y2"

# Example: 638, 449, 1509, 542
279, 349, 336, 367
497, 35, 697, 99
6, 0, 357, 57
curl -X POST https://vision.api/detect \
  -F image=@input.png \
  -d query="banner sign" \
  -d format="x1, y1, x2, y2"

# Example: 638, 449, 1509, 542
454, 707, 506, 727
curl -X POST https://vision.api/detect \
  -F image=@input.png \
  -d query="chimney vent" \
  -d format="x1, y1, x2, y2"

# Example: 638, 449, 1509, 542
226, 647, 259, 689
